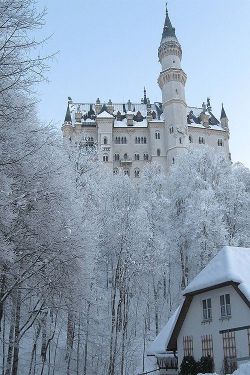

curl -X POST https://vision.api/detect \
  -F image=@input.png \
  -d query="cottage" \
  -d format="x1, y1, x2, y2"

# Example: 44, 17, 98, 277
148, 247, 250, 374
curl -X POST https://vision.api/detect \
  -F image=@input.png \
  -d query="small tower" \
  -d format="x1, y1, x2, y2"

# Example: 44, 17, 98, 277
220, 104, 229, 131
62, 100, 73, 140
158, 4, 188, 166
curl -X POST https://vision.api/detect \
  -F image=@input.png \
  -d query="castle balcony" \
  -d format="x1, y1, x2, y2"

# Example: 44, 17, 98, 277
102, 146, 111, 152
120, 158, 132, 166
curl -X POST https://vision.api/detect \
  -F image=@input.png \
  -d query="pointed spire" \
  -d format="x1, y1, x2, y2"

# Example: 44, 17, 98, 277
64, 102, 72, 123
221, 103, 227, 119
162, 2, 176, 40
143, 87, 147, 104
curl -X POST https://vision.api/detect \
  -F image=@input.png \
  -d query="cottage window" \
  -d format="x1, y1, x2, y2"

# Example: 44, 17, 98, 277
201, 335, 214, 358
202, 298, 212, 321
183, 336, 193, 357
220, 294, 231, 318
222, 331, 237, 374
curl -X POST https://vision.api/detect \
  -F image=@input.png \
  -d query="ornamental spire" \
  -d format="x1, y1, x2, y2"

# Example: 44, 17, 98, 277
220, 103, 227, 119
64, 102, 72, 123
162, 2, 176, 40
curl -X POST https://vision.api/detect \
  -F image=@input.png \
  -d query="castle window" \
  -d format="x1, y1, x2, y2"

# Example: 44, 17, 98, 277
115, 137, 121, 144
138, 137, 141, 144
103, 155, 108, 162
199, 137, 205, 144
141, 137, 144, 144
124, 153, 128, 161
172, 157, 175, 164
144, 137, 147, 144
218, 139, 223, 146
179, 137, 182, 144
134, 168, 140, 178
170, 126, 174, 134
124, 169, 129, 176
103, 136, 108, 145
135, 137, 138, 144
134, 153, 140, 161
121, 137, 124, 144
189, 135, 193, 143
113, 168, 118, 175
114, 153, 120, 161
155, 131, 160, 140
144, 153, 149, 161
157, 149, 161, 157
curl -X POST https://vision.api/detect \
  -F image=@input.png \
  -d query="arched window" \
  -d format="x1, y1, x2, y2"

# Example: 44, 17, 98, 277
144, 137, 147, 144
138, 137, 141, 144
121, 137, 124, 144
114, 153, 120, 161
103, 155, 108, 162
189, 135, 193, 143
124, 153, 128, 161
124, 137, 127, 144
144, 153, 149, 161
172, 157, 175, 164
157, 149, 161, 156
135, 137, 138, 144
134, 169, 140, 178
124, 169, 129, 176
218, 139, 223, 146
134, 153, 140, 161
170, 126, 174, 134
113, 168, 118, 175
179, 137, 182, 144
104, 137, 108, 145
199, 137, 205, 144
155, 131, 160, 140
141, 137, 144, 144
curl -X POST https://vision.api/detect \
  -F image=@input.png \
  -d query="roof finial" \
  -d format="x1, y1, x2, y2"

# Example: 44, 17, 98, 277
162, 2, 176, 40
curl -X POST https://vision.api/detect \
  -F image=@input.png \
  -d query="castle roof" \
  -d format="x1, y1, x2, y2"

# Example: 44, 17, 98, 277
65, 100, 225, 131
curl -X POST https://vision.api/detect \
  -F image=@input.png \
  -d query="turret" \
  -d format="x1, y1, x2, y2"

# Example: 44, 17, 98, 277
220, 104, 229, 130
158, 4, 188, 166
62, 99, 73, 139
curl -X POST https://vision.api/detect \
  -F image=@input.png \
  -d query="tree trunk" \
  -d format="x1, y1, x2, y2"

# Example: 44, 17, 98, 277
11, 287, 21, 375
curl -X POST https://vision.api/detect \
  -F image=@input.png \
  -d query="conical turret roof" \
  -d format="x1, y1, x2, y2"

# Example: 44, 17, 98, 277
162, 4, 176, 40
64, 102, 72, 123
220, 104, 227, 119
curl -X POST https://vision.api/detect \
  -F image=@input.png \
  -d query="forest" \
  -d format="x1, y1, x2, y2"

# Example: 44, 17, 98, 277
0, 1, 250, 375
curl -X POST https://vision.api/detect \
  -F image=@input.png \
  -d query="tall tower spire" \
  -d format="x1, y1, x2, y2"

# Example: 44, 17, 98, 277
158, 5, 187, 167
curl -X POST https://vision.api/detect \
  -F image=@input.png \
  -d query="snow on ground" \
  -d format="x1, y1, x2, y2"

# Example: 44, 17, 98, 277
197, 362, 250, 375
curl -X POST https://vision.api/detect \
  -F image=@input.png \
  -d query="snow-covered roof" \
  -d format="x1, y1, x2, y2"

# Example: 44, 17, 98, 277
147, 305, 182, 355
96, 110, 114, 119
184, 246, 250, 301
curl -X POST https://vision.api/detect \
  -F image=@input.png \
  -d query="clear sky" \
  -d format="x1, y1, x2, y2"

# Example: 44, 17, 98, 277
36, 0, 250, 168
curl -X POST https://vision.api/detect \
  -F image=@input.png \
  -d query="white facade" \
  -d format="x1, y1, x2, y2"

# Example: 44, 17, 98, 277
62, 6, 231, 177
178, 285, 250, 374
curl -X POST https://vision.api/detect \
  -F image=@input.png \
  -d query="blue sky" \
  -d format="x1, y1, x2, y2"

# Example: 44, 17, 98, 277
36, 0, 250, 168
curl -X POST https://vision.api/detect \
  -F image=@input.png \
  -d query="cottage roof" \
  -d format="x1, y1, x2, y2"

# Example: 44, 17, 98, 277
184, 246, 250, 301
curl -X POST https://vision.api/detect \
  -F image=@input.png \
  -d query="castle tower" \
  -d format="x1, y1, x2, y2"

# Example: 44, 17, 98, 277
158, 4, 188, 166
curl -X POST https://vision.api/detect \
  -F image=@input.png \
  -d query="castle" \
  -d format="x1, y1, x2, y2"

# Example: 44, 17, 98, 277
62, 5, 230, 178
